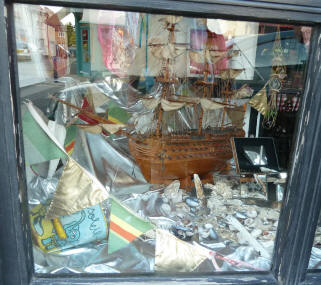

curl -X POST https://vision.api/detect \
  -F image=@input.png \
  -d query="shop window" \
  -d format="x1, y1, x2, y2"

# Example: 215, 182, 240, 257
13, 4, 312, 275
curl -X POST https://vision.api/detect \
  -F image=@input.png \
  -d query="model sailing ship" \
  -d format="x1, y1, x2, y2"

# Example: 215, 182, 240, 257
128, 16, 247, 188
50, 16, 249, 189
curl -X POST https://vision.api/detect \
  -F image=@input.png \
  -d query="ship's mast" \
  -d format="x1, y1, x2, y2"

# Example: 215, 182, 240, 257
198, 58, 210, 135
155, 22, 177, 137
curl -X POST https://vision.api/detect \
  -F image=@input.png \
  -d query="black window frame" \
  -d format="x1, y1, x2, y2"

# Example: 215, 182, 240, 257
1, 1, 321, 285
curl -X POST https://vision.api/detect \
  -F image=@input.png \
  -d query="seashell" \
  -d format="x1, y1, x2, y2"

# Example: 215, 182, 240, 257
259, 208, 279, 221
176, 225, 189, 231
240, 184, 248, 195
246, 210, 258, 218
164, 180, 183, 204
244, 218, 254, 227
162, 197, 169, 203
209, 228, 218, 240
185, 197, 199, 207
177, 229, 186, 238
204, 223, 213, 229
176, 212, 185, 219
190, 207, 197, 213
200, 230, 210, 239
225, 199, 243, 207
193, 174, 206, 206
237, 232, 249, 245
235, 212, 247, 219
160, 203, 171, 216
261, 231, 275, 240
267, 209, 280, 221
175, 202, 190, 213
204, 183, 216, 191
201, 242, 225, 250
218, 220, 227, 228
228, 224, 237, 231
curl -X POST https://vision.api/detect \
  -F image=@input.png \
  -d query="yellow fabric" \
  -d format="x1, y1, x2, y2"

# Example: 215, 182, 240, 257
151, 43, 186, 60
190, 49, 226, 65
155, 229, 208, 272
248, 87, 268, 116
46, 158, 109, 219
142, 97, 161, 110
219, 69, 243, 80
161, 99, 186, 111
77, 124, 125, 134
200, 98, 224, 111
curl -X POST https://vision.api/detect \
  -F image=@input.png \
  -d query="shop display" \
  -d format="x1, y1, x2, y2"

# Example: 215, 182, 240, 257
16, 6, 310, 275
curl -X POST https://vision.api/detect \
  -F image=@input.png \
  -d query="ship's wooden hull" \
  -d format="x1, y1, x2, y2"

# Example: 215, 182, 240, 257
128, 128, 245, 189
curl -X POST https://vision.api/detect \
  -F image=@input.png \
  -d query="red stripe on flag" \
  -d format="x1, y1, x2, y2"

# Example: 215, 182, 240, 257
65, 141, 75, 153
110, 220, 137, 242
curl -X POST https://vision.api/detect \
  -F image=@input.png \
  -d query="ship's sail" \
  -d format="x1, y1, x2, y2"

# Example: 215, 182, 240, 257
190, 49, 239, 65
150, 41, 187, 60
233, 84, 254, 99
219, 68, 244, 80
142, 97, 227, 112
76, 123, 125, 134
190, 49, 226, 65
159, 15, 183, 25
226, 106, 245, 128
200, 98, 225, 111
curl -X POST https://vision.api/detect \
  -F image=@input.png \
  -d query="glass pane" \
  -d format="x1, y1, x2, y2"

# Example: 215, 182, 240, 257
14, 4, 311, 275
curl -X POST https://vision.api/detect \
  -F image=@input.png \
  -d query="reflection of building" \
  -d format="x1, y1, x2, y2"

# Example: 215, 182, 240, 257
46, 9, 69, 77
14, 5, 69, 86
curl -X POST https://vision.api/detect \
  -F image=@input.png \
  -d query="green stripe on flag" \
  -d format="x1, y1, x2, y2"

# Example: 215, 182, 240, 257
108, 231, 129, 254
22, 111, 67, 165
65, 125, 77, 146
108, 198, 153, 254
111, 198, 153, 233
64, 125, 77, 154
107, 100, 131, 124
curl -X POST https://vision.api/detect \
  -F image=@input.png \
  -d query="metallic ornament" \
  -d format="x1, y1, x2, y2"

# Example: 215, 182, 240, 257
248, 87, 268, 116
155, 229, 208, 272
46, 157, 109, 219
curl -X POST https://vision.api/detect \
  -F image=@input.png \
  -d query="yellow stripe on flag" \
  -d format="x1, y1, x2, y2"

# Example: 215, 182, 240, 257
110, 214, 143, 237
108, 116, 123, 124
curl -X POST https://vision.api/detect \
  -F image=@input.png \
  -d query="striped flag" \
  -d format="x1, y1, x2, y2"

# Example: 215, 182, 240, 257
108, 198, 153, 254
22, 104, 67, 166
107, 100, 131, 124
64, 125, 77, 155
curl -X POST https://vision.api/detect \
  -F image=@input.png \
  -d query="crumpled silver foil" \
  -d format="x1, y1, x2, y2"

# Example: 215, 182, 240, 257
33, 238, 155, 274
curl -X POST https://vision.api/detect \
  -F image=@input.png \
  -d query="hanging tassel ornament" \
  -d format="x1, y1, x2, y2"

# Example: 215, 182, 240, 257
262, 25, 286, 130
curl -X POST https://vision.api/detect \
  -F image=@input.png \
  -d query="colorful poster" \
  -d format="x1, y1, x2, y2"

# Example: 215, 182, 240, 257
30, 203, 108, 253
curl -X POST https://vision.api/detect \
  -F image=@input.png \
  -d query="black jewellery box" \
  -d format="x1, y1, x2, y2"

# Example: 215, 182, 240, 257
231, 137, 280, 175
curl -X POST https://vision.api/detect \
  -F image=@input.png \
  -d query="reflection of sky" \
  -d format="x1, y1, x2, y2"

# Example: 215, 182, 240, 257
41, 6, 75, 25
